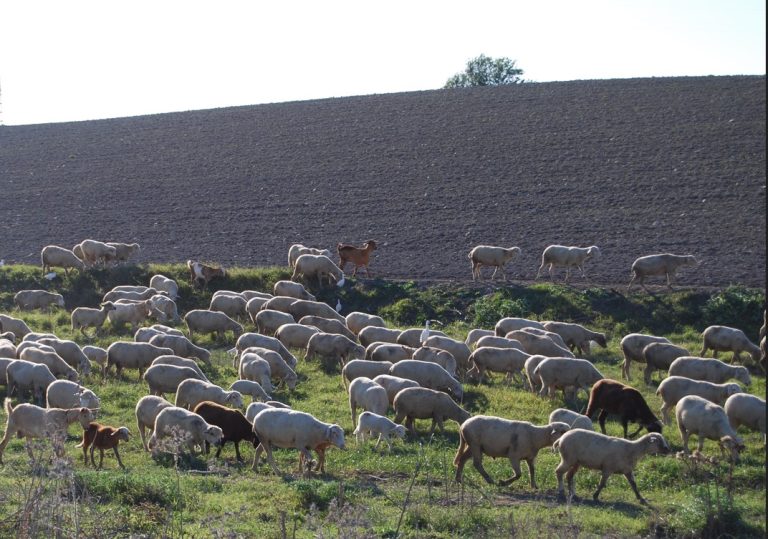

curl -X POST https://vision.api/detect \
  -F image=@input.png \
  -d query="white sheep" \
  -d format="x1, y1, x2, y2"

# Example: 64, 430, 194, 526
389, 360, 463, 400
150, 355, 209, 382
71, 302, 117, 337
245, 402, 276, 423
724, 393, 765, 443
495, 317, 545, 336
700, 325, 762, 366
542, 321, 608, 357
468, 245, 522, 281
454, 415, 570, 487
348, 377, 389, 427
103, 287, 160, 303
148, 294, 180, 323
676, 395, 745, 462
254, 309, 296, 336
370, 344, 416, 363
148, 333, 212, 366
41, 245, 85, 276
251, 408, 345, 475
291, 254, 345, 288
305, 333, 365, 368
175, 378, 244, 411
105, 341, 175, 380
234, 333, 297, 368
549, 408, 594, 430
553, 429, 670, 503
288, 244, 333, 268
75, 239, 117, 267
273, 280, 315, 301
505, 330, 574, 358
5, 360, 57, 403
262, 295, 300, 313
19, 346, 79, 381
475, 335, 526, 351
104, 242, 140, 264
536, 244, 601, 283
135, 395, 174, 451
37, 337, 91, 375
534, 357, 604, 400
230, 380, 272, 403
345, 312, 386, 336
358, 326, 402, 348
0, 314, 32, 340
423, 335, 472, 372
288, 299, 346, 324
245, 296, 270, 320
396, 328, 448, 348
147, 406, 224, 456
143, 364, 206, 397
0, 398, 95, 463
668, 356, 752, 386
297, 315, 357, 341
353, 411, 406, 450
620, 333, 671, 381
640, 342, 689, 384
240, 344, 297, 370
627, 253, 697, 291
134, 327, 167, 343
107, 299, 155, 332
184, 309, 243, 341
0, 337, 16, 358
393, 387, 471, 436
656, 376, 742, 425
149, 274, 180, 300
371, 374, 421, 405
82, 345, 107, 373
210, 294, 248, 320
275, 323, 320, 350
467, 346, 530, 384
14, 289, 65, 310
45, 379, 100, 409
241, 347, 297, 390
465, 329, 495, 347
411, 346, 457, 377
341, 360, 394, 389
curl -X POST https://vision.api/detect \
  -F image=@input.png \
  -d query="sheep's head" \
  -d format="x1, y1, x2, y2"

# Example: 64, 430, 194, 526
594, 334, 608, 348
327, 424, 346, 449
735, 367, 752, 386
204, 425, 224, 446
116, 427, 131, 442
392, 424, 407, 440
725, 384, 743, 398
226, 391, 245, 410
56, 296, 66, 308
684, 255, 698, 266
101, 301, 117, 312
719, 435, 745, 462
364, 240, 378, 251
548, 422, 571, 442
644, 433, 671, 455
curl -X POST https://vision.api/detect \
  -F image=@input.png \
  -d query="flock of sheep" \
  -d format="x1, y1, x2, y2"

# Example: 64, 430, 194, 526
0, 238, 765, 507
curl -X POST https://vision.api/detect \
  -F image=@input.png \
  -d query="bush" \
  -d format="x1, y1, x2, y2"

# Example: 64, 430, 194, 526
702, 287, 765, 337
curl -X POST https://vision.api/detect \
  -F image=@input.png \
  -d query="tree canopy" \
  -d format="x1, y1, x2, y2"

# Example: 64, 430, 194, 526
444, 54, 525, 88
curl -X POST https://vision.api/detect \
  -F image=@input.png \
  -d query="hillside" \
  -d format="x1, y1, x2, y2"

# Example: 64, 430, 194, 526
0, 76, 765, 287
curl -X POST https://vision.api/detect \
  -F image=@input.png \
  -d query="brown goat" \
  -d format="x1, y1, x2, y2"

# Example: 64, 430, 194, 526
77, 422, 131, 469
187, 260, 226, 289
586, 379, 663, 439
337, 240, 377, 277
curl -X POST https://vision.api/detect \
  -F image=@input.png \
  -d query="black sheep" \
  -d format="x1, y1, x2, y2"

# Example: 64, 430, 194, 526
193, 401, 258, 461
586, 379, 662, 438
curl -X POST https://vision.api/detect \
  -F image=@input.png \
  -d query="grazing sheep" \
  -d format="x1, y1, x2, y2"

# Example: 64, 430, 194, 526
110, 285, 151, 294
148, 406, 224, 455
411, 346, 458, 377
668, 356, 752, 386
341, 360, 394, 389
553, 429, 670, 503
151, 355, 209, 382
135, 395, 174, 451
41, 245, 85, 276
700, 325, 762, 366
107, 300, 155, 332
454, 415, 570, 487
393, 387, 471, 436
534, 358, 604, 400
465, 329, 495, 347
353, 411, 406, 450
75, 239, 116, 267
585, 379, 663, 438
234, 333, 297, 368
656, 376, 742, 425
210, 294, 248, 320
261, 295, 300, 314
82, 345, 107, 372
288, 244, 332, 269
175, 379, 244, 411
152, 324, 185, 337
251, 408, 345, 475
254, 309, 296, 336
241, 290, 273, 301
37, 337, 91, 375
0, 338, 16, 358
518, 327, 568, 349
149, 274, 180, 300
358, 326, 402, 348
468, 245, 521, 281
297, 316, 357, 341
724, 393, 765, 443
348, 377, 389, 426
19, 347, 79, 381
0, 315, 32, 340
370, 344, 416, 364
193, 401, 259, 461
275, 323, 320, 350
245, 402, 278, 423
0, 398, 94, 463
389, 360, 463, 400
6, 360, 57, 403
71, 302, 117, 337
305, 333, 365, 370
274, 280, 315, 301
549, 408, 594, 431
242, 347, 297, 390
641, 342, 689, 384
148, 294, 180, 323
397, 328, 448, 348
535, 244, 601, 283
46, 380, 100, 409
627, 253, 697, 291
229, 380, 271, 403
77, 423, 131, 469
505, 330, 574, 359
245, 296, 270, 319
184, 310, 243, 341
676, 395, 745, 461
495, 317, 545, 337
337, 240, 377, 277
542, 321, 607, 357
288, 300, 346, 324
135, 327, 169, 343
467, 346, 530, 384
16, 340, 56, 357
292, 254, 345, 288
14, 289, 65, 311
475, 335, 525, 351
105, 242, 140, 264
143, 364, 205, 397
105, 341, 175, 379
148, 334, 212, 366
620, 333, 671, 381
423, 335, 472, 372
103, 287, 160, 303
345, 312, 386, 336
372, 374, 421, 405
187, 260, 226, 289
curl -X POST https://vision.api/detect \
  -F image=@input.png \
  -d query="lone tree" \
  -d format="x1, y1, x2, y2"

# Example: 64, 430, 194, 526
444, 54, 524, 88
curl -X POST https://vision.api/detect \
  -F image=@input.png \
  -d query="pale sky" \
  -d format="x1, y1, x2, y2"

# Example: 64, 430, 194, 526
1, 0, 765, 126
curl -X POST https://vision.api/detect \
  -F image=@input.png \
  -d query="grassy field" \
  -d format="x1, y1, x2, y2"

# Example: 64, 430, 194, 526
0, 264, 764, 538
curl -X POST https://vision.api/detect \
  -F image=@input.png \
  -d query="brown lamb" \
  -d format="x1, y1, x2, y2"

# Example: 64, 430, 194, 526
77, 422, 131, 469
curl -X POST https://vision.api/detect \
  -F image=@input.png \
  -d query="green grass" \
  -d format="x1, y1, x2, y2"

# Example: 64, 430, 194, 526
0, 264, 764, 537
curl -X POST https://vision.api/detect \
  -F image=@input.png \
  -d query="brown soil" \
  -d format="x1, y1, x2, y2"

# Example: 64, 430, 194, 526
1, 76, 764, 287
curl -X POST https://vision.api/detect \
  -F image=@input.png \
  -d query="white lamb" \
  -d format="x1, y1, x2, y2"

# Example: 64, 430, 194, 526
542, 321, 608, 357
467, 346, 530, 384
668, 356, 751, 386
393, 387, 471, 436
548, 408, 594, 431
353, 411, 406, 450
465, 329, 495, 347
254, 309, 296, 336
14, 290, 65, 310
148, 406, 224, 456
358, 326, 402, 348
468, 245, 522, 281
210, 294, 248, 320
288, 244, 332, 268
5, 360, 57, 403
345, 312, 386, 336
107, 300, 155, 332
71, 302, 117, 337
148, 333, 211, 366
341, 359, 394, 389
230, 380, 272, 403
423, 335, 471, 372
372, 374, 421, 405
620, 333, 671, 381
273, 280, 315, 301
75, 239, 116, 267
641, 342, 690, 384
411, 346, 457, 377
291, 254, 345, 288
724, 393, 765, 444
150, 355, 209, 382
149, 274, 180, 300
494, 317, 544, 336
389, 360, 463, 400
656, 376, 742, 425
534, 357, 604, 400
348, 377, 389, 427
19, 346, 78, 381
536, 244, 601, 283
676, 395, 745, 462
184, 310, 243, 341
700, 325, 762, 366
143, 364, 206, 397
135, 395, 174, 451
275, 323, 320, 350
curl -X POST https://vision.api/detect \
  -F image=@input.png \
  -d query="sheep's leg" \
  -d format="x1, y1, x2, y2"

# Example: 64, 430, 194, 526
90, 445, 97, 467
660, 404, 671, 426
405, 416, 416, 437
696, 435, 705, 455
625, 472, 646, 504
643, 365, 653, 385
732, 351, 741, 364
469, 448, 494, 485
264, 443, 282, 475
597, 410, 609, 434
525, 458, 537, 488
490, 266, 498, 280
98, 448, 106, 469
554, 461, 569, 500
592, 471, 610, 501
82, 443, 89, 465
234, 442, 243, 462
113, 447, 125, 469
498, 457, 523, 487
627, 273, 636, 291
373, 433, 383, 450
564, 267, 571, 284
349, 400, 357, 428
251, 443, 264, 471
565, 466, 579, 501
679, 426, 690, 454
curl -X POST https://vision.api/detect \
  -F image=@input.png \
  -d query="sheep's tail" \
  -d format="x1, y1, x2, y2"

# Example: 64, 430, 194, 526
552, 437, 562, 453
452, 430, 468, 466
3, 398, 12, 416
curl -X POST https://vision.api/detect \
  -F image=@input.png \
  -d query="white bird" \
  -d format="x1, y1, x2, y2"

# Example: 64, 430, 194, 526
337, 275, 346, 288
335, 299, 342, 313
0, 259, 4, 266
420, 320, 431, 346
44, 272, 57, 280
